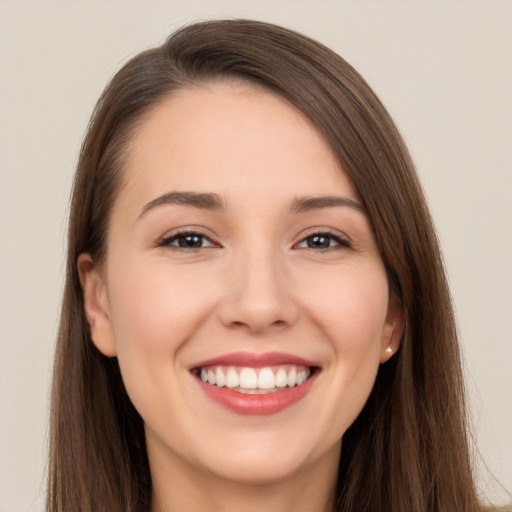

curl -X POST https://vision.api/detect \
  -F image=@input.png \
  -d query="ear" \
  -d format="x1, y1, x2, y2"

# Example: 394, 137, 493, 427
379, 294, 405, 363
77, 253, 117, 357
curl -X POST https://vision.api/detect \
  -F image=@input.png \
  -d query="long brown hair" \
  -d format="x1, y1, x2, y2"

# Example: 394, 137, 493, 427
47, 19, 481, 512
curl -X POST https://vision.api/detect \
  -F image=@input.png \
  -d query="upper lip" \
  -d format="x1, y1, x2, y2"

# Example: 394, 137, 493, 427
190, 351, 319, 370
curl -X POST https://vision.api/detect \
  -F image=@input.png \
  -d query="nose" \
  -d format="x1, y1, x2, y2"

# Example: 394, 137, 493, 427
217, 249, 299, 334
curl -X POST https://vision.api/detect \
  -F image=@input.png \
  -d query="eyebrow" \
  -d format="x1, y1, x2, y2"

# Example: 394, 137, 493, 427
139, 191, 225, 218
290, 195, 364, 213
138, 191, 364, 219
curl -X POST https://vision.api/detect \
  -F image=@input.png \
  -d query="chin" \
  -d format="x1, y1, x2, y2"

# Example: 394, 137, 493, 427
194, 431, 329, 486
203, 453, 308, 486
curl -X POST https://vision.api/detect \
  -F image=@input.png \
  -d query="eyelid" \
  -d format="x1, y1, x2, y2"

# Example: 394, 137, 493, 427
155, 226, 352, 251
293, 229, 352, 250
157, 228, 220, 249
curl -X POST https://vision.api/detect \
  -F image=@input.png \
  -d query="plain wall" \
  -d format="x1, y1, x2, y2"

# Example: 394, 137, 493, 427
0, 1, 511, 510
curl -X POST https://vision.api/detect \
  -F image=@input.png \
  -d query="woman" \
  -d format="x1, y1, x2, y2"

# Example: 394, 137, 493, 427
47, 19, 483, 512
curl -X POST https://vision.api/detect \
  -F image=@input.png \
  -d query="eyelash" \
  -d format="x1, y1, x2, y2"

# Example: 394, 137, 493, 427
295, 231, 351, 251
158, 230, 217, 250
158, 230, 351, 251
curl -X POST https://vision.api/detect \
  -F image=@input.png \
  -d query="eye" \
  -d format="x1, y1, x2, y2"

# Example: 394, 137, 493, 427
159, 231, 217, 249
296, 232, 350, 250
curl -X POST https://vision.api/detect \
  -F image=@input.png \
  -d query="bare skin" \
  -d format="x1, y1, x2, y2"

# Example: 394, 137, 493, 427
148, 433, 339, 512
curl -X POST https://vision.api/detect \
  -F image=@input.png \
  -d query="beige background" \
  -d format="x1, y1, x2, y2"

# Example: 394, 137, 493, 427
0, 1, 511, 510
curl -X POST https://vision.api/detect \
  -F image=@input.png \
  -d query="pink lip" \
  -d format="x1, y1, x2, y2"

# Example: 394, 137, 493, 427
190, 351, 320, 416
190, 351, 318, 369
195, 373, 318, 416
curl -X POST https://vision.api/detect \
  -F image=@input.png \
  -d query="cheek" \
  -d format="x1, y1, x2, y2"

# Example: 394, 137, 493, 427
104, 261, 223, 417
108, 260, 216, 355
105, 261, 218, 424
301, 265, 389, 422
304, 264, 390, 353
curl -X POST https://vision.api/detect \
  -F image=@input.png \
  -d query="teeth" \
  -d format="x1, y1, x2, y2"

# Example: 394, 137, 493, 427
275, 368, 288, 388
301, 368, 311, 383
239, 368, 258, 389
287, 367, 297, 387
196, 364, 313, 391
225, 368, 239, 388
258, 368, 275, 389
215, 367, 225, 387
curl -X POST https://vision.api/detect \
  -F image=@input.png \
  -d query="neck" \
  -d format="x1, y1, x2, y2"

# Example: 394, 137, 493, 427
149, 440, 340, 512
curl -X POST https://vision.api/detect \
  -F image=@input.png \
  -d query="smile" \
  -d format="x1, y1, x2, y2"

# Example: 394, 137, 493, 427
190, 352, 319, 415
194, 365, 312, 393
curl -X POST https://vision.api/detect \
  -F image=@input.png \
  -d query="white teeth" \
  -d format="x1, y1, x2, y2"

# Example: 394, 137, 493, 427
297, 369, 311, 385
197, 364, 313, 391
239, 368, 258, 389
258, 368, 275, 389
275, 368, 288, 388
225, 368, 239, 388
215, 367, 225, 387
287, 367, 297, 387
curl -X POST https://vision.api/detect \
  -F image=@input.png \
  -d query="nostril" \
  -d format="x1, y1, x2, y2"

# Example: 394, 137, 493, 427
227, 318, 289, 332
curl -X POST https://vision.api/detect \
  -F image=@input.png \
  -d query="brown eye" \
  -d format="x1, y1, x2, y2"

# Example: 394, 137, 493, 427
307, 234, 331, 248
160, 232, 215, 249
297, 232, 350, 250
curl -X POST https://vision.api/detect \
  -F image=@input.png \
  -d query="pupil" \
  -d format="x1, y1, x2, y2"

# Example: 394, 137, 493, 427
308, 235, 330, 248
179, 234, 202, 248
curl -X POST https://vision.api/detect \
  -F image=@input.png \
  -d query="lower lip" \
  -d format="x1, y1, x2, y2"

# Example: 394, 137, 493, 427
195, 373, 318, 416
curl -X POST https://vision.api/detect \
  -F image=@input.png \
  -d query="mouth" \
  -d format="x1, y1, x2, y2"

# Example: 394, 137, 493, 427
191, 364, 313, 394
190, 352, 320, 415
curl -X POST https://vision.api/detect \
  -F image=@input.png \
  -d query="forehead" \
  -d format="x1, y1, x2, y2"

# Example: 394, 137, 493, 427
118, 81, 358, 209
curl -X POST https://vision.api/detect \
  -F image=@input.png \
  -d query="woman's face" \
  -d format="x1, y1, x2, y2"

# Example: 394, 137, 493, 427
80, 82, 402, 486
